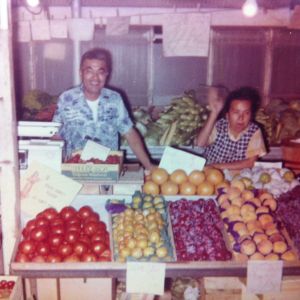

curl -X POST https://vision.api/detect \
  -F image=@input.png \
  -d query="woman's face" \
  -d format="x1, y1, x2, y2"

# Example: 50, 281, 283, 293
227, 99, 252, 135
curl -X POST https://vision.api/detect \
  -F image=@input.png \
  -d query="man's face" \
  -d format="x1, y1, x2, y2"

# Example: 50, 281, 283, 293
80, 58, 109, 100
227, 99, 252, 135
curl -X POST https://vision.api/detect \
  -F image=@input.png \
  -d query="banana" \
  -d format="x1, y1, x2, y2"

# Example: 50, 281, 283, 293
164, 121, 178, 146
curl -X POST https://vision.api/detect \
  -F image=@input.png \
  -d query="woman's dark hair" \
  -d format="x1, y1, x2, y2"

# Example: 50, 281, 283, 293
222, 86, 261, 118
80, 48, 112, 73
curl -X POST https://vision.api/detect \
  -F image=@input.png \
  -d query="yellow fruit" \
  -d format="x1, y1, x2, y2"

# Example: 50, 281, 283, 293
143, 181, 160, 195
205, 168, 224, 185
283, 170, 295, 182
151, 168, 169, 185
259, 172, 271, 184
170, 169, 188, 185
188, 170, 206, 185
160, 181, 179, 195
197, 181, 215, 195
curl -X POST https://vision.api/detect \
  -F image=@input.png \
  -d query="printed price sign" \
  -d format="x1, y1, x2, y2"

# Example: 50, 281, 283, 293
247, 260, 283, 294
21, 161, 82, 217
159, 146, 206, 174
81, 140, 111, 161
126, 262, 166, 295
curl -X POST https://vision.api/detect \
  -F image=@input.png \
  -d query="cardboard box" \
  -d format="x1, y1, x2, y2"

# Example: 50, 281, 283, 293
0, 276, 23, 300
61, 151, 123, 181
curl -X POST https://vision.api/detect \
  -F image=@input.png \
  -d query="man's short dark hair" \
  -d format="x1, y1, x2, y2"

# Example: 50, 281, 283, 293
80, 48, 112, 73
222, 86, 261, 118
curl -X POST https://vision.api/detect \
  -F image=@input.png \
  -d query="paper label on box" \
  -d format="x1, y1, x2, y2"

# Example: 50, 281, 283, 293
247, 260, 283, 294
50, 20, 68, 39
159, 146, 206, 174
81, 140, 111, 161
126, 262, 166, 295
31, 19, 51, 40
21, 161, 82, 217
17, 21, 31, 42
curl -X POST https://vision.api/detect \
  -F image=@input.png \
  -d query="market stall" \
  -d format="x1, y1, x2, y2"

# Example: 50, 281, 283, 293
1, 0, 300, 300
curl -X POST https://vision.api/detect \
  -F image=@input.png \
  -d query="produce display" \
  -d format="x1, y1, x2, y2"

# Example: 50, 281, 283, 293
0, 280, 15, 299
169, 199, 232, 261
15, 206, 111, 263
143, 167, 228, 196
229, 166, 299, 197
276, 186, 300, 255
124, 92, 209, 146
66, 154, 121, 164
110, 193, 175, 262
217, 181, 298, 261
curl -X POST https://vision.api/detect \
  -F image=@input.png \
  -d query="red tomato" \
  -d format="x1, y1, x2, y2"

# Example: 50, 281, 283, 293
64, 231, 79, 244
78, 235, 90, 245
30, 226, 49, 242
91, 241, 107, 256
48, 234, 64, 248
39, 208, 58, 221
36, 242, 50, 256
46, 254, 62, 263
51, 225, 65, 235
15, 252, 30, 263
66, 223, 81, 233
50, 217, 64, 227
83, 221, 101, 236
7, 281, 15, 289
73, 241, 88, 256
83, 213, 100, 224
90, 232, 107, 243
66, 216, 81, 226
0, 280, 8, 289
18, 240, 36, 255
31, 255, 46, 263
60, 206, 77, 220
78, 206, 94, 220
57, 244, 73, 257
100, 249, 111, 259
81, 253, 97, 262
35, 217, 50, 227
97, 221, 107, 232
63, 254, 80, 262
22, 219, 36, 238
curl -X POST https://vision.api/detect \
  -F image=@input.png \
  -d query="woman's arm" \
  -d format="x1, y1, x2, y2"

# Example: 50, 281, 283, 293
209, 155, 258, 171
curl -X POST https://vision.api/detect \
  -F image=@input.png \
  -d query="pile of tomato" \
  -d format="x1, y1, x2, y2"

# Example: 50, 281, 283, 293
0, 280, 15, 299
66, 154, 121, 164
15, 206, 111, 263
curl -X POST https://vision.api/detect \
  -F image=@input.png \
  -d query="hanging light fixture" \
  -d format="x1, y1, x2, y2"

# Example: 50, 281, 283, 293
242, 0, 258, 17
26, 0, 40, 8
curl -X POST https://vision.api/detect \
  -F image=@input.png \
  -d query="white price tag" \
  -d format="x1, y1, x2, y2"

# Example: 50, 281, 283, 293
81, 140, 111, 161
126, 262, 166, 295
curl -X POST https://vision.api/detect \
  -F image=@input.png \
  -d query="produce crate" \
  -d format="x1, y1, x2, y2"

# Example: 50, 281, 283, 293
61, 151, 123, 181
203, 276, 300, 300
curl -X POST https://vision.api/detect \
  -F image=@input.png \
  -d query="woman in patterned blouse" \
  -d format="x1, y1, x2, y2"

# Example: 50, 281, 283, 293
196, 86, 266, 170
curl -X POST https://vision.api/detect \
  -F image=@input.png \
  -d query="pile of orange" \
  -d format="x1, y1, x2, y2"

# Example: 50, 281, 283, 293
143, 167, 228, 196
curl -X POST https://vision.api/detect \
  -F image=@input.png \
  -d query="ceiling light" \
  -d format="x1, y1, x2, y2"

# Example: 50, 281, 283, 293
26, 0, 40, 8
242, 0, 258, 18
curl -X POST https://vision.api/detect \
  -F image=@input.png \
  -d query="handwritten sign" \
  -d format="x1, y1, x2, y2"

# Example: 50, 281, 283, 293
247, 260, 283, 294
21, 161, 82, 217
81, 140, 111, 161
126, 262, 166, 295
159, 146, 206, 174
254, 161, 283, 169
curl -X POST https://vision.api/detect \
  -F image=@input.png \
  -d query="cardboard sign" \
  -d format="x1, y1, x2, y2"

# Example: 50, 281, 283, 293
254, 161, 283, 169
21, 161, 82, 217
247, 260, 283, 294
81, 140, 111, 161
159, 146, 206, 174
126, 262, 166, 295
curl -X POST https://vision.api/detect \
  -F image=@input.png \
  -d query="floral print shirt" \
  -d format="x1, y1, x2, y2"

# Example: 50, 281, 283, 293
53, 85, 133, 157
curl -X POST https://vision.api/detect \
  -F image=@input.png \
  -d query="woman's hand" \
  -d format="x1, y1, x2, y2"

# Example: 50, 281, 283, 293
207, 87, 225, 115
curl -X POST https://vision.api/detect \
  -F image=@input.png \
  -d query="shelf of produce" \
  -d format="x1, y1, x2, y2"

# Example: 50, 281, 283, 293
9, 261, 300, 278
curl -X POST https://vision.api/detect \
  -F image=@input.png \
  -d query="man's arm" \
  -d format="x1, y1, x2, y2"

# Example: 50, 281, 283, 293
124, 127, 155, 171
209, 155, 258, 171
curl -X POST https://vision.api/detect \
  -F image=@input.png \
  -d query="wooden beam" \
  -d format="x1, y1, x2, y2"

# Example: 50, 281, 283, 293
0, 0, 21, 274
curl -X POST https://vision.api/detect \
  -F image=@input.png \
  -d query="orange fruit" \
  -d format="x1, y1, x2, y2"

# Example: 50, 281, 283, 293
188, 170, 206, 185
197, 181, 215, 196
170, 169, 188, 185
151, 168, 169, 185
205, 168, 224, 185
161, 181, 179, 195
143, 181, 160, 195
179, 182, 196, 195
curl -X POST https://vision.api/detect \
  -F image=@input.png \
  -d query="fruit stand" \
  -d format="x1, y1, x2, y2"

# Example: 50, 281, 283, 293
2, 1, 300, 300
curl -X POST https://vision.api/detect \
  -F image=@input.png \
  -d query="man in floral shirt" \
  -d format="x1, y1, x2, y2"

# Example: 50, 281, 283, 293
53, 48, 154, 170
